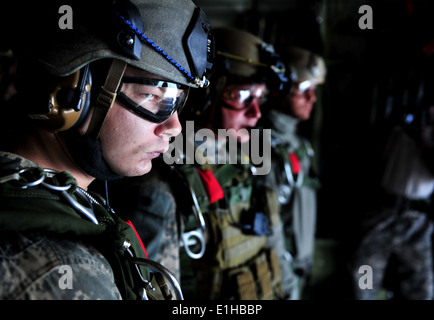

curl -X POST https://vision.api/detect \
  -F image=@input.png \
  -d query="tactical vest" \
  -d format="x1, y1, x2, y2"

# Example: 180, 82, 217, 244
175, 159, 284, 300
0, 155, 180, 300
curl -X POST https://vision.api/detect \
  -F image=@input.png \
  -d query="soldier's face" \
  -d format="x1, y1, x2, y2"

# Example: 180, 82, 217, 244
219, 83, 265, 143
90, 68, 183, 177
288, 83, 317, 121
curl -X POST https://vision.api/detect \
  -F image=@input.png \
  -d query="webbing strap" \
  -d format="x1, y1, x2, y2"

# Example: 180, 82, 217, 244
214, 163, 243, 187
85, 59, 127, 139
177, 165, 210, 212
235, 268, 258, 300
257, 257, 273, 299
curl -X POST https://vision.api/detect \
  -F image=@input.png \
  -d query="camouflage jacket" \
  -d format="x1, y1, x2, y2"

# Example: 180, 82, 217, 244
0, 152, 148, 300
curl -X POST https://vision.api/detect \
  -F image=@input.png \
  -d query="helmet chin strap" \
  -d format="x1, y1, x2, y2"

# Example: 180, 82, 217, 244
85, 59, 127, 139
61, 131, 124, 181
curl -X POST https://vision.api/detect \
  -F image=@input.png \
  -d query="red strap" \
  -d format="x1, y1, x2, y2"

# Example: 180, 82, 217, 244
288, 153, 301, 174
125, 220, 148, 258
196, 168, 224, 204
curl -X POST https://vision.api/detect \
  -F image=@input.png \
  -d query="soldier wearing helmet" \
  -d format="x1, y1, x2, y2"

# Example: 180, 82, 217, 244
275, 46, 326, 121
258, 46, 327, 299
0, 0, 213, 300
104, 27, 288, 300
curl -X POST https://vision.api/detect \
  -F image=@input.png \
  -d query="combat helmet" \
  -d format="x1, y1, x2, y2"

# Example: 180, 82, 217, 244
213, 27, 286, 87
186, 27, 286, 124
9, 0, 213, 133
287, 46, 326, 90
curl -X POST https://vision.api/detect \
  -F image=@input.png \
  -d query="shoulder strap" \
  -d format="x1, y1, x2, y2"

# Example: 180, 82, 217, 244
176, 164, 211, 210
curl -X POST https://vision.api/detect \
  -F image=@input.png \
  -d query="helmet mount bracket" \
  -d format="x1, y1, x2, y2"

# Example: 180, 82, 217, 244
113, 0, 143, 61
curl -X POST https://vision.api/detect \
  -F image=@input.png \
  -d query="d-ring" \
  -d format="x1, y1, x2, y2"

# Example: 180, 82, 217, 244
181, 229, 206, 260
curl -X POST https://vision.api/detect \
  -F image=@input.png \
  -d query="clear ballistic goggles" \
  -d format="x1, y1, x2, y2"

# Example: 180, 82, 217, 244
221, 84, 267, 111
116, 77, 190, 123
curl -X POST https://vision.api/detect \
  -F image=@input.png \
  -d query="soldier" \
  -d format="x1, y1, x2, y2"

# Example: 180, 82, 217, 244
179, 27, 288, 300
105, 27, 288, 300
0, 0, 212, 299
258, 46, 327, 299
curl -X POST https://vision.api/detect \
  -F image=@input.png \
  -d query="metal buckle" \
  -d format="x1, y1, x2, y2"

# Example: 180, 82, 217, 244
0, 167, 45, 188
123, 239, 184, 300
180, 186, 207, 259
0, 167, 98, 225
132, 258, 184, 300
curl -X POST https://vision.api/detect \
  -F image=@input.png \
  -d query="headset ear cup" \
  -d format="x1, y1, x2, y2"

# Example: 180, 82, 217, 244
56, 87, 77, 109
27, 65, 92, 132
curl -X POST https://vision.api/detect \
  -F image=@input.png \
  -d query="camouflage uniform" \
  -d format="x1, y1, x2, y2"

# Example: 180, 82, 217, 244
0, 152, 150, 300
173, 134, 284, 300
0, 232, 121, 299
350, 127, 434, 300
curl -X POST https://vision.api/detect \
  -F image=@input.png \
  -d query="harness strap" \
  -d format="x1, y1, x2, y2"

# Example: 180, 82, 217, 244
85, 59, 127, 139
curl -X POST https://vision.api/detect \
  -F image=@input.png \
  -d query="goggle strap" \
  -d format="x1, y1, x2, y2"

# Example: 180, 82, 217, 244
85, 60, 127, 139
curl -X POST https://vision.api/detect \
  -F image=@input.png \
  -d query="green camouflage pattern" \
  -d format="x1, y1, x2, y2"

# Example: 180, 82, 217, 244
0, 231, 121, 299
